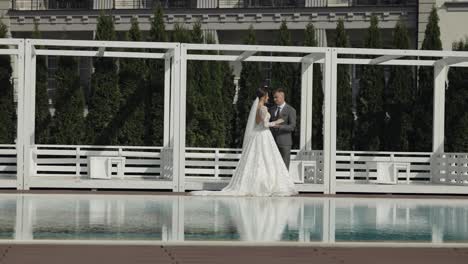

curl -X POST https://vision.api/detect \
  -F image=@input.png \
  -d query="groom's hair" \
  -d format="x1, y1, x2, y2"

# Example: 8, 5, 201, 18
274, 88, 286, 97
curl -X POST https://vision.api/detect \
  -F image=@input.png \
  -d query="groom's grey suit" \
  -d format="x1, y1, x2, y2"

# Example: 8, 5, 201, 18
269, 103, 296, 169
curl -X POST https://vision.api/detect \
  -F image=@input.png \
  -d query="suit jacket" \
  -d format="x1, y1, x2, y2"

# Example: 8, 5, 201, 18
269, 103, 296, 146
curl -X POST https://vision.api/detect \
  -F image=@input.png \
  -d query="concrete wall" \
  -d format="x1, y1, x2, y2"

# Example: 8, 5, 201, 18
436, 0, 468, 50
419, 0, 468, 50
0, 0, 10, 36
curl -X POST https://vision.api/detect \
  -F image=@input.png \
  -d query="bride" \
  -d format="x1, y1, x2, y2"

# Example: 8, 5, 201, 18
191, 87, 298, 196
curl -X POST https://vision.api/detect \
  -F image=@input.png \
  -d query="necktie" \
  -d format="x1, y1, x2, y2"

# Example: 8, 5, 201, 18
275, 107, 281, 119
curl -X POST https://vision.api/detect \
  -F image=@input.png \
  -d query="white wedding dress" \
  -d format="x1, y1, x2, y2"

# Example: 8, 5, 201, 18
191, 98, 297, 196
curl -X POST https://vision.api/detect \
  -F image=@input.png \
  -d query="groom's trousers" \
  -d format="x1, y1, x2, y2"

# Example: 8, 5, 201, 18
277, 145, 291, 169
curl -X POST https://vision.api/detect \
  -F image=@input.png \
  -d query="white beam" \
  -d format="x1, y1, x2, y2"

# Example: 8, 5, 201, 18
338, 58, 435, 66
369, 55, 402, 65
187, 54, 325, 63
301, 53, 325, 64
29, 38, 179, 50
436, 56, 468, 66
35, 49, 166, 59
0, 49, 20, 55
235, 50, 256, 61
164, 50, 174, 59
184, 43, 327, 54
335, 47, 468, 58
0, 38, 24, 46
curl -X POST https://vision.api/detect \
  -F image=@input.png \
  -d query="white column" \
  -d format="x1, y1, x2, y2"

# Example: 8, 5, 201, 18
315, 28, 328, 48
300, 61, 314, 151
432, 62, 447, 153
171, 45, 181, 191
305, 0, 327, 7
22, 40, 36, 190
174, 44, 187, 192
323, 49, 337, 194
15, 40, 25, 190
164, 56, 171, 147
197, 0, 217, 8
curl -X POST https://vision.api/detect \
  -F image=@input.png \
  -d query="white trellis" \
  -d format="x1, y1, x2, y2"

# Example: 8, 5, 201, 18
20, 39, 180, 191
2, 39, 468, 194
328, 47, 468, 194
178, 43, 330, 193
0, 39, 24, 189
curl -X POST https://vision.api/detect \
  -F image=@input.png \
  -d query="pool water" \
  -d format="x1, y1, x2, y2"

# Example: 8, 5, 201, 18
1, 194, 468, 244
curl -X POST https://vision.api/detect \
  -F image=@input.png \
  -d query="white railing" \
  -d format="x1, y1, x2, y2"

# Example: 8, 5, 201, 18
32, 145, 168, 180
433, 153, 468, 185
0, 145, 17, 180
2, 144, 468, 191
336, 151, 432, 184
185, 147, 324, 183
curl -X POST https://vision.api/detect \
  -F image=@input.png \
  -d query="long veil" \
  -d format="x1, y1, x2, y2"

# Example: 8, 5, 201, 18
242, 98, 259, 152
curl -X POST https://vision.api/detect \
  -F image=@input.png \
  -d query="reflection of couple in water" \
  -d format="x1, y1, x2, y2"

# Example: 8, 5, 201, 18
194, 197, 302, 242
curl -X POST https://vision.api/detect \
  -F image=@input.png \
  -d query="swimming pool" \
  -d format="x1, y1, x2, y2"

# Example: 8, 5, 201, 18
1, 194, 468, 246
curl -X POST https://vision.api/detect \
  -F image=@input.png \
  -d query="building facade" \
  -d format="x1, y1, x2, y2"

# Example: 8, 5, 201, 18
6, 0, 418, 46
2, 0, 422, 97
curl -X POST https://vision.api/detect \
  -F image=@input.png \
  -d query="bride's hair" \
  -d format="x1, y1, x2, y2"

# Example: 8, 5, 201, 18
256, 87, 268, 99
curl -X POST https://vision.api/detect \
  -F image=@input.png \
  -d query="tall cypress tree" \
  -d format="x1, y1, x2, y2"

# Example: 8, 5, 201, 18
386, 20, 414, 151
221, 61, 237, 148
235, 25, 262, 148
413, 6, 442, 151
52, 55, 85, 144
304, 22, 324, 150
186, 21, 217, 147
355, 15, 385, 151
86, 13, 120, 145
146, 5, 167, 146
0, 21, 15, 144
204, 33, 226, 147
334, 19, 353, 150
182, 21, 201, 146
32, 22, 52, 144
446, 40, 468, 152
116, 18, 146, 145
271, 20, 300, 149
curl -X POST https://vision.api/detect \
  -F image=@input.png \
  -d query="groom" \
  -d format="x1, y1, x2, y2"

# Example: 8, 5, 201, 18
269, 88, 296, 169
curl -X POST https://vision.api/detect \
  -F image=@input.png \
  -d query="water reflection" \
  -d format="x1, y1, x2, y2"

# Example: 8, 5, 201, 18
1, 194, 468, 244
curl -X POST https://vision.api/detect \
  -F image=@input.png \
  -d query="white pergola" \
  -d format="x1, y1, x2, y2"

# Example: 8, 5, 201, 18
0, 39, 24, 189
1, 38, 468, 194
178, 43, 329, 193
19, 39, 180, 190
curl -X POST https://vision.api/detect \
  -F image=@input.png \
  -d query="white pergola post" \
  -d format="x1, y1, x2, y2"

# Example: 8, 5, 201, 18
22, 40, 37, 190
431, 62, 448, 183
173, 44, 186, 192
15, 40, 25, 190
323, 49, 337, 194
164, 55, 171, 147
432, 62, 448, 153
300, 61, 314, 151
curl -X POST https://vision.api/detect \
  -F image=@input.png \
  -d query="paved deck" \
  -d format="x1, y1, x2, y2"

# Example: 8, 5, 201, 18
0, 245, 468, 264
